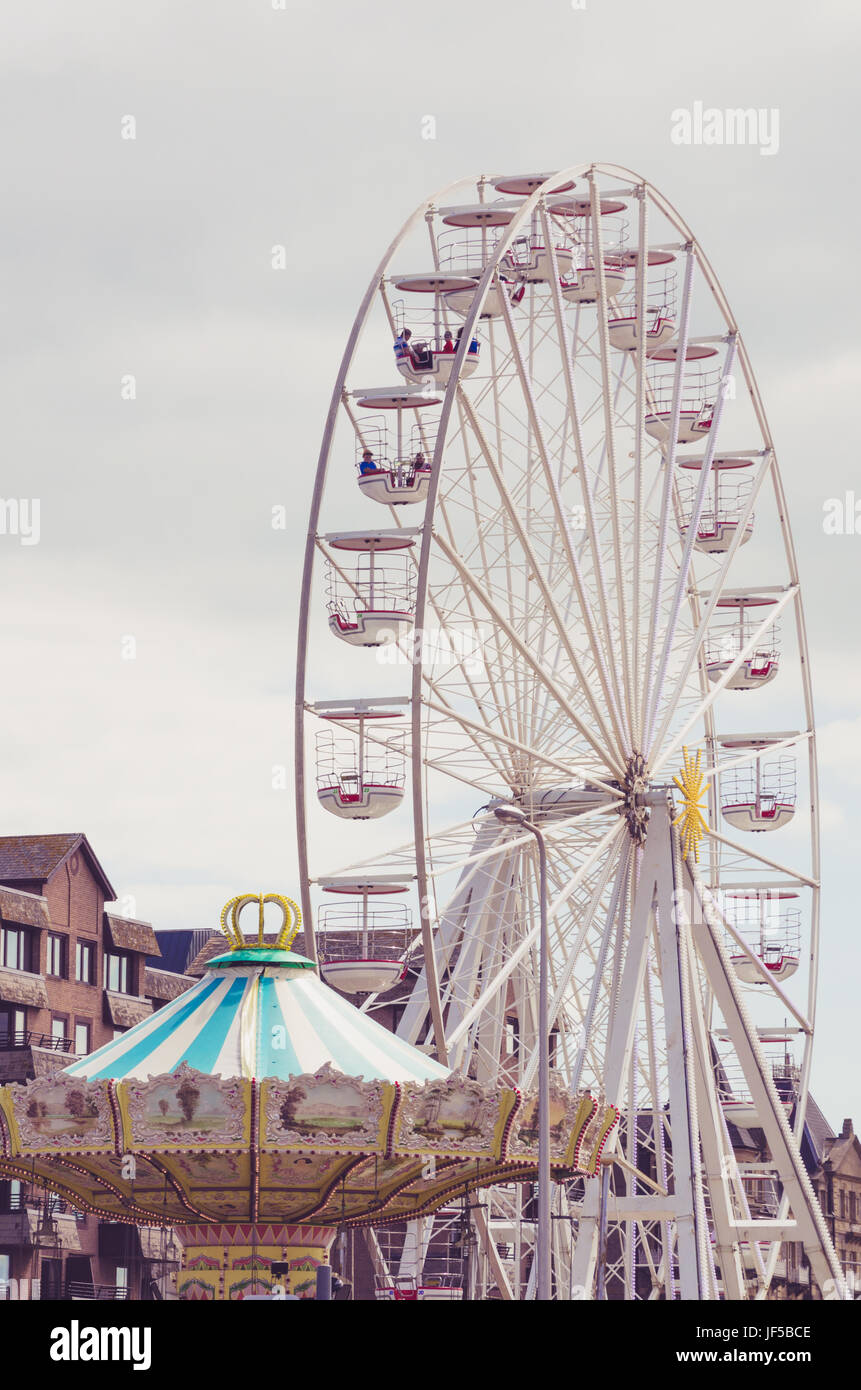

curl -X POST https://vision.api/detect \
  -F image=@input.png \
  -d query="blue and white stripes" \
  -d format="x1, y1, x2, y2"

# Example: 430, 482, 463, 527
64, 961, 449, 1085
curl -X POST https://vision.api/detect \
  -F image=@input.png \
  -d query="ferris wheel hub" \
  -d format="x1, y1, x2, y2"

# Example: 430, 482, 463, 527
622, 753, 651, 845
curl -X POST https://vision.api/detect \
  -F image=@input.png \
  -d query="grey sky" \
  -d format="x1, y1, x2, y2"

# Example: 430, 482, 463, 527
0, 0, 859, 1123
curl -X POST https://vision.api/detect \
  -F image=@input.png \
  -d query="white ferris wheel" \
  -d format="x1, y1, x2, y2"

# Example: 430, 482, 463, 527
294, 162, 847, 1300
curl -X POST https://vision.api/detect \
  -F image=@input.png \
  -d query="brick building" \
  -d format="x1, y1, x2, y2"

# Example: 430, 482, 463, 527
771, 1106, 861, 1298
0, 834, 193, 1301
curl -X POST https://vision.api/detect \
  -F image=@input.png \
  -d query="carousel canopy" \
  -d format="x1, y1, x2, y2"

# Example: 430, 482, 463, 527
64, 945, 447, 1086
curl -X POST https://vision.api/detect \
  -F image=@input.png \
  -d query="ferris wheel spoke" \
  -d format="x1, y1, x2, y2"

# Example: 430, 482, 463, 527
702, 825, 818, 890
420, 695, 621, 796
643, 333, 738, 755
520, 833, 629, 1090
650, 583, 798, 778
432, 529, 622, 773
419, 590, 520, 782
645, 451, 775, 767
534, 216, 631, 753
628, 191, 650, 751
443, 816, 623, 1055
586, 174, 636, 748
639, 246, 696, 743
441, 407, 528, 736
454, 386, 626, 760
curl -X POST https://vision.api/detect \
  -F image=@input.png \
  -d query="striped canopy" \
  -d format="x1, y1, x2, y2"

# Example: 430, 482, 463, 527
65, 950, 448, 1085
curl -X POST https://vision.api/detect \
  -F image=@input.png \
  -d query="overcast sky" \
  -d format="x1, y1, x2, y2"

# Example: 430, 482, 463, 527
0, 0, 859, 1124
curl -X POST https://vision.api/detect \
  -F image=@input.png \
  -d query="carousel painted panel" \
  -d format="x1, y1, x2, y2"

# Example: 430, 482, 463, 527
506, 1083, 599, 1169
392, 1075, 513, 1160
1, 1074, 114, 1154
119, 1063, 251, 1150
261, 1063, 393, 1151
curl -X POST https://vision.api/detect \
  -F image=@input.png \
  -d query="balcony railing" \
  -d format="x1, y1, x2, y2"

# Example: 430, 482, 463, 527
1, 1192, 88, 1220
67, 1282, 130, 1301
0, 1030, 74, 1052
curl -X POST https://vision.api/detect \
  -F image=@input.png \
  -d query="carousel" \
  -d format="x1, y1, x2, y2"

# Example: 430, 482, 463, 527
0, 894, 617, 1299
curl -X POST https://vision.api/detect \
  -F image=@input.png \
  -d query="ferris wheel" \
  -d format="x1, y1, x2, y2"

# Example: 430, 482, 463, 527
294, 163, 847, 1300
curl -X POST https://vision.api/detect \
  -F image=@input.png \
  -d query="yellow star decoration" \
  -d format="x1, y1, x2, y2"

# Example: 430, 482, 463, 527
672, 747, 709, 862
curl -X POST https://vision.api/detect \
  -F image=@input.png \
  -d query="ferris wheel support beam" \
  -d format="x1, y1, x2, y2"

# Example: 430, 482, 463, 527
686, 859, 848, 1298
682, 904, 753, 1299
570, 805, 707, 1299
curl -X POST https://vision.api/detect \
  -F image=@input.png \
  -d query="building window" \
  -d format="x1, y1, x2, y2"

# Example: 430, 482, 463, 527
45, 934, 67, 978
841, 1190, 847, 1221
51, 1016, 68, 1047
1, 925, 32, 972
74, 1022, 90, 1056
75, 941, 95, 984
504, 1018, 520, 1057
116, 1265, 129, 1299
104, 951, 130, 994
0, 1006, 25, 1046
0, 1252, 10, 1298
112, 1028, 125, 1041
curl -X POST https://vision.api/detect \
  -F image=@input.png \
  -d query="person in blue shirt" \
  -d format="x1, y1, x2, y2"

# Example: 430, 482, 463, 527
358, 449, 378, 475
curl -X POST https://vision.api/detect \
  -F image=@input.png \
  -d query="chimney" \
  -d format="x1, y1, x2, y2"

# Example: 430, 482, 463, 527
841, 1117, 854, 1140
